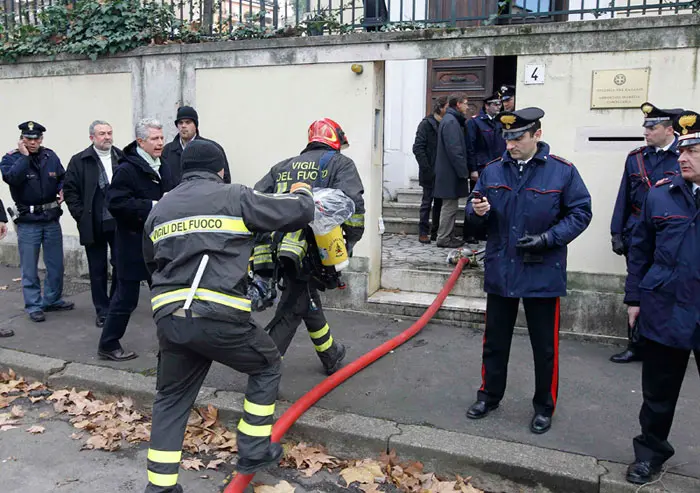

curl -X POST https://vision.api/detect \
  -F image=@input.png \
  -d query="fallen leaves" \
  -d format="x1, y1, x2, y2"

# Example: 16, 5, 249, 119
282, 442, 339, 477
0, 285, 7, 290
254, 480, 296, 493
26, 425, 45, 434
181, 457, 206, 471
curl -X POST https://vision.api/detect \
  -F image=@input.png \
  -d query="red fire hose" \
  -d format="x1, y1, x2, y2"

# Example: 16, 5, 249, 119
225, 257, 470, 492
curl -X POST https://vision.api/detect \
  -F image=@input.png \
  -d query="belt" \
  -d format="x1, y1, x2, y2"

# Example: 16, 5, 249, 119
26, 201, 60, 214
172, 308, 201, 318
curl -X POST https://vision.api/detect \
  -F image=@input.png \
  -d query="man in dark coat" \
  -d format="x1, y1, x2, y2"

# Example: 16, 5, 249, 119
98, 118, 175, 361
64, 120, 123, 328
0, 199, 12, 337
467, 92, 506, 174
609, 102, 682, 363
0, 121, 74, 323
161, 106, 231, 185
434, 93, 476, 248
623, 110, 700, 486
412, 96, 448, 244
465, 108, 592, 434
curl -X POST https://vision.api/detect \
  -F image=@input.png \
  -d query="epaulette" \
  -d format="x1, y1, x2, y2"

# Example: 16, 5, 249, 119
628, 146, 645, 155
6, 149, 17, 155
484, 157, 501, 168
654, 178, 672, 187
549, 154, 573, 167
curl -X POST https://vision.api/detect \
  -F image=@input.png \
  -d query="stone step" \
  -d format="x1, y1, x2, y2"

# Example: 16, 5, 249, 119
409, 176, 420, 188
383, 217, 464, 235
393, 189, 469, 206
383, 201, 470, 219
381, 266, 485, 298
367, 289, 487, 326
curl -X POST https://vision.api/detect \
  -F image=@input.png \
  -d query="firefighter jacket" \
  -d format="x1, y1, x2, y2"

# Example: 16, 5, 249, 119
143, 170, 315, 324
252, 144, 365, 275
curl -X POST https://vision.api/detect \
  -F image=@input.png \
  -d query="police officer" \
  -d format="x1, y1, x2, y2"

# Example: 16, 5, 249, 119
0, 122, 74, 322
142, 140, 315, 492
499, 85, 516, 112
467, 92, 506, 174
609, 102, 683, 363
465, 108, 592, 434
0, 200, 12, 337
624, 110, 700, 485
253, 118, 365, 375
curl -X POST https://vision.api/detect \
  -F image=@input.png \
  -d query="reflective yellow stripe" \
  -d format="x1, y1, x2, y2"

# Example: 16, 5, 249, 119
308, 324, 329, 340
243, 399, 275, 417
254, 245, 271, 254
315, 335, 334, 353
147, 449, 182, 463
344, 214, 365, 227
254, 254, 273, 264
151, 288, 251, 312
150, 215, 251, 243
237, 419, 272, 437
148, 471, 178, 487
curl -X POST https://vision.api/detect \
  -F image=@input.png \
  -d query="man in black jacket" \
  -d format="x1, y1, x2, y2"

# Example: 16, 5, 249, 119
413, 96, 448, 244
98, 118, 175, 361
64, 121, 123, 328
434, 93, 476, 248
161, 106, 231, 185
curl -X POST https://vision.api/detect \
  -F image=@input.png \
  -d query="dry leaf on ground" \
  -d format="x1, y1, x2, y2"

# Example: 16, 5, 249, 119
1, 425, 18, 432
26, 425, 45, 434
206, 459, 225, 470
181, 458, 206, 471
0, 285, 8, 290
12, 278, 21, 282
282, 442, 339, 477
340, 459, 385, 486
254, 480, 296, 493
10, 406, 24, 418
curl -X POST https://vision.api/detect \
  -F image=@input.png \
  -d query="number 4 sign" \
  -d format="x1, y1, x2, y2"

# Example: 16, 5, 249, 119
525, 64, 546, 85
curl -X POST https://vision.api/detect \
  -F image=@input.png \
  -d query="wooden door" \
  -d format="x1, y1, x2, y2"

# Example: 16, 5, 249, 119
425, 57, 494, 117
428, 0, 499, 27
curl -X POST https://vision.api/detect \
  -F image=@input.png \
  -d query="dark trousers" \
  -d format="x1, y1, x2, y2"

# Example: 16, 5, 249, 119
99, 278, 141, 352
265, 276, 342, 370
145, 315, 281, 493
84, 230, 117, 318
633, 338, 700, 466
419, 186, 442, 237
477, 294, 560, 416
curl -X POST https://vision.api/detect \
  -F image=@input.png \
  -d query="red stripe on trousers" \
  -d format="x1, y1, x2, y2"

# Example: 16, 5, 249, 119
551, 297, 560, 411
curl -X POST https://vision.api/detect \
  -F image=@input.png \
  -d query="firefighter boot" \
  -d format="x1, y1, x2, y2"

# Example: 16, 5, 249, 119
236, 442, 283, 474
318, 341, 346, 375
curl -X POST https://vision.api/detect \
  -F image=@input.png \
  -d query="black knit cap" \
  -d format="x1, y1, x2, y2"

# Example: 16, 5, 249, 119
181, 140, 225, 175
175, 106, 199, 128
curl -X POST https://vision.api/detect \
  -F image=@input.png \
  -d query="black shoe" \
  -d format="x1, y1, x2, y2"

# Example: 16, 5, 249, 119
29, 311, 46, 323
626, 460, 660, 485
236, 443, 283, 474
95, 316, 106, 328
466, 400, 499, 419
98, 348, 137, 361
610, 348, 641, 363
419, 235, 431, 244
430, 233, 437, 242
464, 236, 479, 245
323, 343, 346, 375
530, 413, 552, 434
436, 239, 465, 248
44, 301, 75, 312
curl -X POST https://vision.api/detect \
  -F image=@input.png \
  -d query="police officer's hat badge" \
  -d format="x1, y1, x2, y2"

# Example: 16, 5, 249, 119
678, 113, 697, 135
641, 103, 653, 115
500, 115, 516, 129
674, 110, 700, 148
28, 121, 34, 131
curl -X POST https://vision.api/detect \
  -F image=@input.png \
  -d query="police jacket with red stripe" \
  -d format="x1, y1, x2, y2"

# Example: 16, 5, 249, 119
610, 140, 679, 246
624, 175, 700, 350
466, 142, 592, 298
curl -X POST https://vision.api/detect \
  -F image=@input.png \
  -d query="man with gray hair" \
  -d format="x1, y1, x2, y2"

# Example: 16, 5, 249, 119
98, 118, 175, 361
64, 120, 123, 328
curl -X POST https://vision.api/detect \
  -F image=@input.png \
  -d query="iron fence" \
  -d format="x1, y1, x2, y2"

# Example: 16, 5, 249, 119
1, 0, 698, 39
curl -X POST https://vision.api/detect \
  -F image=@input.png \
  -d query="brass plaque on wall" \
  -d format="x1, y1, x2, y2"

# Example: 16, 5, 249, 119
591, 68, 650, 109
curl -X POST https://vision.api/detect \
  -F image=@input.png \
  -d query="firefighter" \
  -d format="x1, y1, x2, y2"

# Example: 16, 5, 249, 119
253, 118, 365, 375
609, 102, 683, 363
142, 140, 315, 492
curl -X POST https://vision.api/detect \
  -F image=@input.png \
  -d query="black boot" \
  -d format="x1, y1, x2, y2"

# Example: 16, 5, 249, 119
236, 443, 283, 474
319, 342, 346, 375
610, 323, 643, 363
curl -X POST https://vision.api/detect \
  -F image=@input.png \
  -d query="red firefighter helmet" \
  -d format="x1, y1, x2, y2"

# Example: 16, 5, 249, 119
308, 118, 349, 151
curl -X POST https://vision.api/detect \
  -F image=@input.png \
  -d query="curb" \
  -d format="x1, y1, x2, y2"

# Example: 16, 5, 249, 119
2, 348, 699, 493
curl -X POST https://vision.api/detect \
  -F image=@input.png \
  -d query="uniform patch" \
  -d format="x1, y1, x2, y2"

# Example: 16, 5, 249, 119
49, 172, 56, 177
484, 157, 502, 168
549, 154, 573, 166
628, 146, 645, 155
654, 178, 672, 187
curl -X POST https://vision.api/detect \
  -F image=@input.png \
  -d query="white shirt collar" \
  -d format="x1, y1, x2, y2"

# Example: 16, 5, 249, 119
656, 140, 674, 153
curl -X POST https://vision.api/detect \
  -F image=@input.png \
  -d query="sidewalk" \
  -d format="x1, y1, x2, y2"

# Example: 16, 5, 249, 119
1, 264, 699, 490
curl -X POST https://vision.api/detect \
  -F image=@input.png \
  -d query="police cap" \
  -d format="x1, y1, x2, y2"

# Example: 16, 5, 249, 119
498, 85, 515, 101
18, 121, 46, 139
484, 92, 502, 104
640, 102, 683, 128
498, 107, 545, 140
674, 110, 700, 148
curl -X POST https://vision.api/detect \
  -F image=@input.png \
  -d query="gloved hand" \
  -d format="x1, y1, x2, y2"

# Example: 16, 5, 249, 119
247, 275, 277, 312
290, 182, 312, 196
611, 234, 626, 256
516, 233, 548, 252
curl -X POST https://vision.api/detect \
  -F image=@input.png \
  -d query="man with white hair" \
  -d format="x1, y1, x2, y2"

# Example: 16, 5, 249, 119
98, 119, 175, 361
